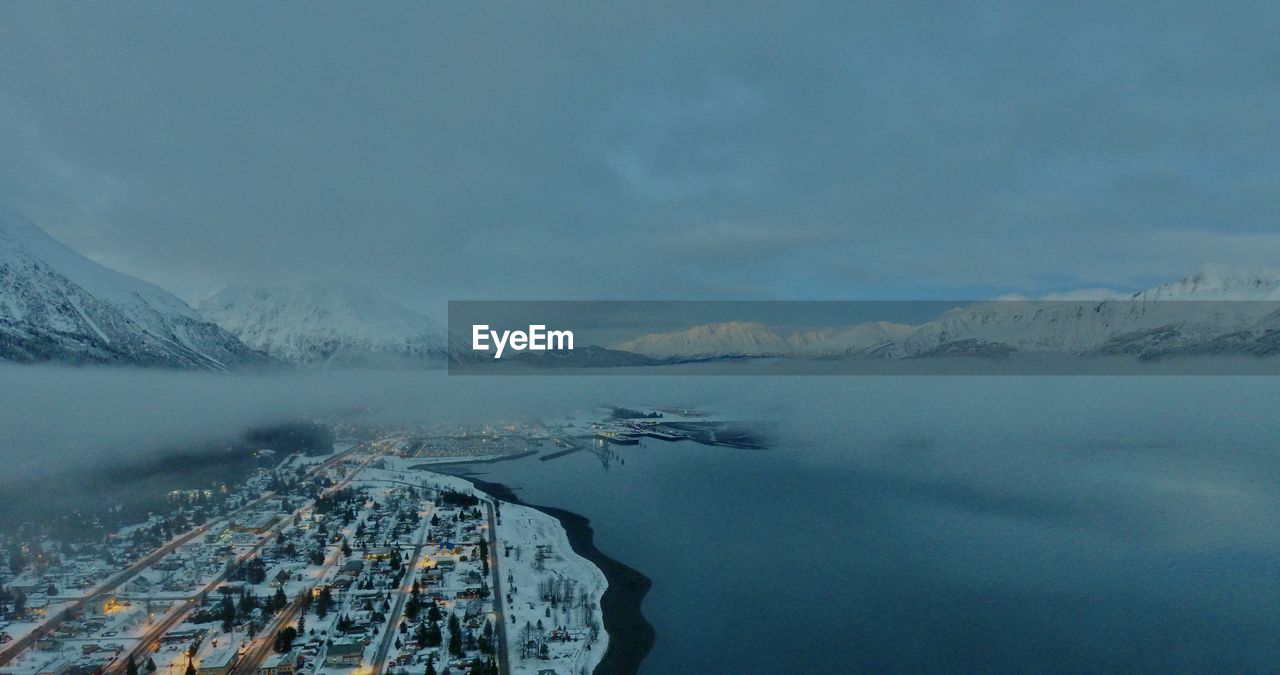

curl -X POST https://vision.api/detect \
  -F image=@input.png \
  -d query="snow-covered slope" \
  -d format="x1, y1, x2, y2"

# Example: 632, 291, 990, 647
612, 320, 912, 360
605, 267, 1280, 362
894, 266, 1280, 358
0, 212, 268, 368
198, 284, 447, 367
614, 321, 791, 360
787, 321, 913, 357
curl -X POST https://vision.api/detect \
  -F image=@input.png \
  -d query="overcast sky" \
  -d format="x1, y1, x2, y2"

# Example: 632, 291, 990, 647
2, 2, 1279, 313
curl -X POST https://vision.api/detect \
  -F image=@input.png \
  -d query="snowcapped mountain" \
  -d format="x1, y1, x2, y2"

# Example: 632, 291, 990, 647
198, 284, 447, 367
605, 267, 1280, 363
787, 321, 913, 357
0, 212, 268, 369
612, 320, 912, 361
614, 321, 791, 360
896, 266, 1280, 359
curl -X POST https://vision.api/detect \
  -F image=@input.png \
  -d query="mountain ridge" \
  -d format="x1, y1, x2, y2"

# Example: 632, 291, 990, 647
198, 283, 448, 368
0, 213, 269, 369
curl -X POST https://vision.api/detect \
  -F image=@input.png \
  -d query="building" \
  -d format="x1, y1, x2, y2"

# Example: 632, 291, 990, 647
259, 651, 295, 675
197, 646, 239, 675
323, 642, 363, 667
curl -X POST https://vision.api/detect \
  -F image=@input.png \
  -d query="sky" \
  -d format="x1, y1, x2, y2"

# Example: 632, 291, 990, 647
2, 2, 1279, 313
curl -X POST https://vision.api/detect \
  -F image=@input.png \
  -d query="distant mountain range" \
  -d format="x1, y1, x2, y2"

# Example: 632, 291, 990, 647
0, 213, 446, 369
4, 211, 1280, 370
607, 267, 1280, 364
0, 212, 268, 368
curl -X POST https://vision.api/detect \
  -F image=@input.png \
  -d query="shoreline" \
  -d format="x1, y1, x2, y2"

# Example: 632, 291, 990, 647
454, 474, 655, 675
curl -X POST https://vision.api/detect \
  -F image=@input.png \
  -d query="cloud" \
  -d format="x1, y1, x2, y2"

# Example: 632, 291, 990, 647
0, 2, 1278, 306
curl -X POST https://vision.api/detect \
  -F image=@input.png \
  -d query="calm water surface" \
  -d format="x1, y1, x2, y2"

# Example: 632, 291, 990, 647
460, 380, 1280, 673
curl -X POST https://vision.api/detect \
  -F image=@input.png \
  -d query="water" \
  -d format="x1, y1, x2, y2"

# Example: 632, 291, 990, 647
455, 379, 1280, 673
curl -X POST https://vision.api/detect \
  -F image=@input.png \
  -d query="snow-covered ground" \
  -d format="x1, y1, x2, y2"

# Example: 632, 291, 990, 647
494, 501, 607, 675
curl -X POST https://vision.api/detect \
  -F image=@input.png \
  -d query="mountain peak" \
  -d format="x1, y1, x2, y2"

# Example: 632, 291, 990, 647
198, 283, 445, 367
1136, 264, 1280, 301
0, 211, 265, 368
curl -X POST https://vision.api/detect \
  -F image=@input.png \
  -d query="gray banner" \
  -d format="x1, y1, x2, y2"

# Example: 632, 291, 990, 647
447, 300, 1280, 375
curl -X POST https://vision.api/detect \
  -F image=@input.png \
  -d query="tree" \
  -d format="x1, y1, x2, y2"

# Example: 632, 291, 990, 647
220, 595, 236, 632
425, 622, 443, 647
127, 657, 138, 675
448, 614, 463, 657
414, 622, 428, 646
273, 587, 288, 612
317, 587, 333, 618
184, 660, 196, 675
424, 654, 437, 675
274, 626, 298, 653
478, 539, 489, 576
479, 620, 493, 654
145, 659, 157, 674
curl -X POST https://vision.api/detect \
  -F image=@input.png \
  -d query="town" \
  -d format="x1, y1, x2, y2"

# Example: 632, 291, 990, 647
0, 435, 607, 675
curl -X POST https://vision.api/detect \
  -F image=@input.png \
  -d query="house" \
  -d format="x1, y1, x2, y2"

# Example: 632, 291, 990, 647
197, 646, 239, 675
232, 513, 279, 535
259, 651, 294, 675
125, 576, 153, 594
323, 642, 364, 667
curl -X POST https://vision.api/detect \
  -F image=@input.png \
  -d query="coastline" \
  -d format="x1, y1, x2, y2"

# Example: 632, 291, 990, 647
456, 475, 656, 675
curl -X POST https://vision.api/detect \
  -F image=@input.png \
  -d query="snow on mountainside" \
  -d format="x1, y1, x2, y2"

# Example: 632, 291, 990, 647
1130, 264, 1280, 301
614, 321, 791, 360
896, 266, 1280, 358
613, 320, 912, 360
605, 267, 1280, 362
787, 321, 913, 357
0, 212, 268, 368
198, 284, 447, 367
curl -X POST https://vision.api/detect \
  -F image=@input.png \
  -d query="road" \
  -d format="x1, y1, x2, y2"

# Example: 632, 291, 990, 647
0, 444, 367, 667
367, 502, 435, 674
484, 499, 511, 675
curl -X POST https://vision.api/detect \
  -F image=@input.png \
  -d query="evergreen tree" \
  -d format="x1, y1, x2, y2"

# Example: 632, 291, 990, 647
274, 626, 298, 653
317, 587, 333, 618
448, 613, 463, 657
414, 622, 427, 646
425, 622, 443, 647
126, 657, 138, 675
220, 595, 236, 632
